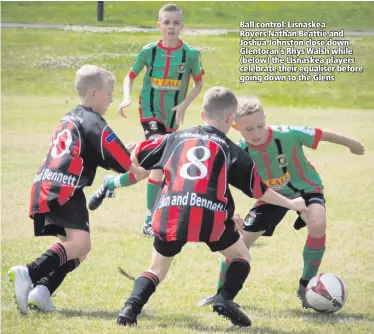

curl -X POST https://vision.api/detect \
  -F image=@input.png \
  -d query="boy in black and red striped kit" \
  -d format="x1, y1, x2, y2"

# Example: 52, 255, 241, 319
8, 65, 147, 315
116, 86, 308, 327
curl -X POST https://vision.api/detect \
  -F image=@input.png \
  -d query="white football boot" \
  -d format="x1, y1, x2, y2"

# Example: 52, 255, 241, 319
28, 285, 56, 312
8, 265, 33, 315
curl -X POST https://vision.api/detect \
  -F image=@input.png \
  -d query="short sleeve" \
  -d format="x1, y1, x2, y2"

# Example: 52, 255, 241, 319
87, 122, 132, 173
128, 48, 148, 79
287, 126, 322, 150
189, 49, 204, 82
133, 135, 170, 170
228, 145, 268, 199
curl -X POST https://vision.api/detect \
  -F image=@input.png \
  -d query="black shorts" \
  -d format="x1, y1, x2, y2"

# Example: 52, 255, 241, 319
33, 191, 90, 237
153, 219, 240, 257
141, 121, 169, 140
242, 192, 325, 236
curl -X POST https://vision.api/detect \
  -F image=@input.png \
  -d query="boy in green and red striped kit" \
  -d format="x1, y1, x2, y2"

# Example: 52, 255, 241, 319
197, 96, 364, 308
88, 4, 204, 237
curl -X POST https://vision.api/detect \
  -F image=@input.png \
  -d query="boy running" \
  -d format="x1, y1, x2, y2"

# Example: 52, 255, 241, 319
8, 65, 146, 315
88, 4, 204, 237
197, 96, 365, 308
116, 87, 308, 327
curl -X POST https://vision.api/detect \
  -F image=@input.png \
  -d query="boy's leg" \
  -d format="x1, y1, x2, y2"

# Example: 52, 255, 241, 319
140, 122, 168, 237
143, 169, 163, 237
9, 229, 90, 315
207, 227, 252, 327
198, 204, 287, 306
117, 237, 184, 326
297, 195, 326, 308
9, 196, 91, 315
28, 235, 85, 312
197, 230, 264, 307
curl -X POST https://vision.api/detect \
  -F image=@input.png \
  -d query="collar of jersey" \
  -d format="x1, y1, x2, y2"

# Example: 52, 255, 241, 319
201, 125, 225, 136
157, 39, 183, 51
79, 104, 94, 112
247, 127, 273, 151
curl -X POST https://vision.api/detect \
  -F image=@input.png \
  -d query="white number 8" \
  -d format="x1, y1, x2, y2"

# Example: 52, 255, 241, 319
179, 146, 211, 180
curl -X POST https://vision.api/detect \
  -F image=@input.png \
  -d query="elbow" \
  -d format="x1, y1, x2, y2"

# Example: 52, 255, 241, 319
195, 80, 204, 91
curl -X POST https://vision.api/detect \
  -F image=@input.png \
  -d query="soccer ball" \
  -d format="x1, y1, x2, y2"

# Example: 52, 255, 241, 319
306, 273, 348, 313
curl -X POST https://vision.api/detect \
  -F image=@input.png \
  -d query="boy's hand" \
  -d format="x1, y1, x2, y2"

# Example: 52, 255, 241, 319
171, 103, 187, 125
347, 139, 365, 155
117, 100, 131, 119
130, 165, 149, 181
233, 213, 244, 233
290, 197, 308, 213
125, 142, 137, 153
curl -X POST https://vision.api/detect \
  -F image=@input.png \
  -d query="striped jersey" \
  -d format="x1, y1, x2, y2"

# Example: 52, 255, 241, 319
134, 125, 268, 242
29, 105, 132, 217
238, 125, 323, 197
129, 40, 204, 131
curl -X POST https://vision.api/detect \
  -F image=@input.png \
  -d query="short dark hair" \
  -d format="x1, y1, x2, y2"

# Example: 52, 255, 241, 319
202, 87, 238, 120
158, 4, 183, 20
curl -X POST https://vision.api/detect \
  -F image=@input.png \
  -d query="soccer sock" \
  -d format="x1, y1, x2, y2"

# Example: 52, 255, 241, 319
301, 234, 326, 284
144, 178, 162, 226
217, 258, 250, 300
107, 173, 137, 191
36, 259, 80, 295
217, 258, 230, 290
26, 243, 67, 284
125, 271, 160, 314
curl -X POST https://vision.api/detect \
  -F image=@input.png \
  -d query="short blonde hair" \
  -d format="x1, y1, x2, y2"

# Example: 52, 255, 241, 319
158, 4, 183, 20
236, 96, 264, 118
202, 87, 238, 120
75, 64, 116, 97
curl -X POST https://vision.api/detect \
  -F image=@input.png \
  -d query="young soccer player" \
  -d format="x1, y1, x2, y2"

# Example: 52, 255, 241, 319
8, 64, 147, 315
88, 4, 204, 237
115, 87, 308, 327
197, 96, 365, 308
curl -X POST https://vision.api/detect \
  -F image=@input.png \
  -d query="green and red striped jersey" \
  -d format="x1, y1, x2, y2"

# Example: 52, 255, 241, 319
129, 40, 204, 131
238, 125, 324, 197
134, 126, 268, 242
29, 105, 132, 217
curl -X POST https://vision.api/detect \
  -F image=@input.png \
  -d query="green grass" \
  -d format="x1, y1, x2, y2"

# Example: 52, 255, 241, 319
2, 95, 374, 333
2, 1, 374, 30
2, 5, 374, 332
2, 29, 374, 109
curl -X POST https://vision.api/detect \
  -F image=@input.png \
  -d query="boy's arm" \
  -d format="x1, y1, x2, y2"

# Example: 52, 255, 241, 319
87, 122, 148, 179
117, 75, 135, 118
258, 188, 307, 212
172, 49, 205, 125
320, 130, 365, 155
172, 80, 203, 125
131, 135, 169, 169
117, 48, 147, 118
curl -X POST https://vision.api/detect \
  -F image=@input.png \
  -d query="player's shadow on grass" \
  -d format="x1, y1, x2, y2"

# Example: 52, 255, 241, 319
150, 314, 311, 333
58, 308, 155, 320
290, 309, 374, 324
240, 304, 374, 325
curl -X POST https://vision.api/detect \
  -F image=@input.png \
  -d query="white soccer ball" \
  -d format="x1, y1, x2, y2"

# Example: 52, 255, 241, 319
306, 273, 348, 313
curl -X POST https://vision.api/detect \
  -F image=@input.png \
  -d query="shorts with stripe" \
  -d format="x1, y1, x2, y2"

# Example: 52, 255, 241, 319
33, 190, 90, 237
242, 192, 325, 236
153, 218, 240, 257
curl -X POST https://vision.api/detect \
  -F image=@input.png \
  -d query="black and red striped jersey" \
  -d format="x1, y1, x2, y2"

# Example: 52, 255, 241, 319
29, 105, 132, 217
134, 125, 268, 242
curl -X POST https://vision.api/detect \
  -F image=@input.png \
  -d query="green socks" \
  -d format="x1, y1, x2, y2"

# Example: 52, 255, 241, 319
302, 235, 326, 281
107, 173, 137, 191
144, 178, 162, 226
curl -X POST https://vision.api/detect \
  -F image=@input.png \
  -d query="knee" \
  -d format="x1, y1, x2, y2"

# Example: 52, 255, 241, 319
70, 238, 91, 258
307, 218, 326, 237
